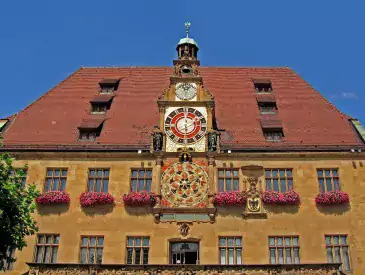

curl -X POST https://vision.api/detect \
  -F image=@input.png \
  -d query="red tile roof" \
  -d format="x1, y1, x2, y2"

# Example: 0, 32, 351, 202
2, 67, 363, 150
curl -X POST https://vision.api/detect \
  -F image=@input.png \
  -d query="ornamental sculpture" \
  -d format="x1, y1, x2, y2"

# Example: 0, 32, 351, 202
153, 131, 163, 152
179, 222, 190, 236
208, 131, 217, 152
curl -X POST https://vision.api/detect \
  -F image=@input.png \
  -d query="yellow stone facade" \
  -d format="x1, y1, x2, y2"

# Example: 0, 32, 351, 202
4, 151, 365, 274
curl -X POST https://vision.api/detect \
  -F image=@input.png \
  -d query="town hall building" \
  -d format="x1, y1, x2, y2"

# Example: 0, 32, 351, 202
1, 24, 365, 274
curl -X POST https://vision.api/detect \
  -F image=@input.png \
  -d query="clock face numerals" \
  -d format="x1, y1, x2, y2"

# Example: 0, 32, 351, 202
176, 82, 197, 100
165, 107, 207, 144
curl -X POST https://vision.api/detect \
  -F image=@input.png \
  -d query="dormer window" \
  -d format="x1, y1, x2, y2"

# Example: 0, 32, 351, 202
78, 119, 104, 141
258, 102, 277, 114
260, 119, 284, 142
253, 79, 273, 93
263, 129, 284, 142
99, 78, 120, 94
90, 95, 114, 114
91, 103, 108, 114
79, 130, 98, 141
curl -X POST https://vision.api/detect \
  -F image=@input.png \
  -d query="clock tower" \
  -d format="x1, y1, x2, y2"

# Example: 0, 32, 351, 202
151, 23, 218, 221
155, 22, 217, 153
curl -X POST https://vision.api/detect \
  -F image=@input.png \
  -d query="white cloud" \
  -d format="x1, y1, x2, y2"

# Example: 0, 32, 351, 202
341, 92, 358, 99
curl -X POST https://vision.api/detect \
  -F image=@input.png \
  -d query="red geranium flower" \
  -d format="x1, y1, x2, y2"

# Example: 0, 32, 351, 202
123, 191, 157, 206
213, 191, 247, 206
315, 191, 349, 205
36, 191, 70, 205
262, 190, 300, 205
80, 192, 114, 207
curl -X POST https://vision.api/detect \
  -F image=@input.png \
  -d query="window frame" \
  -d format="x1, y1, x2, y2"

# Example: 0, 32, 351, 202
10, 168, 28, 187
268, 235, 300, 265
33, 234, 60, 264
317, 168, 340, 193
258, 102, 278, 114
263, 129, 284, 142
217, 168, 240, 192
130, 168, 153, 192
218, 236, 243, 265
126, 236, 150, 265
3, 247, 16, 270
78, 130, 98, 141
100, 85, 115, 94
90, 102, 111, 114
325, 234, 351, 272
265, 168, 293, 192
254, 83, 273, 94
44, 168, 68, 192
79, 235, 104, 264
87, 168, 110, 193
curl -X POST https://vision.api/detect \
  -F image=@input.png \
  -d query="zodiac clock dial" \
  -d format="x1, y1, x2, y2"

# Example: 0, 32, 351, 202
175, 82, 197, 100
164, 107, 207, 145
161, 162, 209, 207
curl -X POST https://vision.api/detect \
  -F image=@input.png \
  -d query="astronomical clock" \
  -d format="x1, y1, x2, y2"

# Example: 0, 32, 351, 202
152, 23, 218, 220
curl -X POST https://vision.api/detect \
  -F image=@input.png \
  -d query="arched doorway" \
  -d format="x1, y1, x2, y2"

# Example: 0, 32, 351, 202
170, 241, 199, 264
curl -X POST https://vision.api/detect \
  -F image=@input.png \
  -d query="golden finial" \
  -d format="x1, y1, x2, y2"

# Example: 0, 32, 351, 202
185, 22, 191, 38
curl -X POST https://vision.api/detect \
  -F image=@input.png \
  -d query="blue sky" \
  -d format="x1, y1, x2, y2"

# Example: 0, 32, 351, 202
0, 0, 364, 122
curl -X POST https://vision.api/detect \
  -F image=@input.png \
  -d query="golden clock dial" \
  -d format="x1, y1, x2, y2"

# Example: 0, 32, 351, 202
175, 82, 197, 100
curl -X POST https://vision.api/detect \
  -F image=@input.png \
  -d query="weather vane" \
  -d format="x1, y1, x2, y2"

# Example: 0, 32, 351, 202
185, 22, 191, 38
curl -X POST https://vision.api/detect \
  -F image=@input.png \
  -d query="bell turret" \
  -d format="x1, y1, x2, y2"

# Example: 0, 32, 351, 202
176, 22, 199, 60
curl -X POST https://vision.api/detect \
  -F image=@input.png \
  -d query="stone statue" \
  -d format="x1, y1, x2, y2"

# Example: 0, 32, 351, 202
153, 132, 163, 151
208, 132, 217, 152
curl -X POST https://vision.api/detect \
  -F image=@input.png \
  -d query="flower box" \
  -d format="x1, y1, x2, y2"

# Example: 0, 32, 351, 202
213, 191, 247, 206
123, 192, 157, 206
315, 191, 349, 205
36, 191, 70, 205
80, 192, 114, 207
262, 190, 300, 205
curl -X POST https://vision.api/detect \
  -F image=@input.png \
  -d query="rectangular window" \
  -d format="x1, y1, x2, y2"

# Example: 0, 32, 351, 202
263, 129, 284, 142
2, 247, 15, 270
269, 236, 299, 264
218, 168, 239, 192
255, 83, 273, 93
44, 168, 67, 192
258, 102, 277, 114
91, 103, 110, 114
80, 236, 104, 264
100, 85, 115, 94
126, 236, 150, 264
10, 168, 28, 187
219, 237, 242, 265
265, 169, 293, 192
88, 169, 110, 192
130, 169, 152, 192
326, 235, 351, 271
34, 234, 59, 263
79, 130, 98, 141
317, 169, 340, 193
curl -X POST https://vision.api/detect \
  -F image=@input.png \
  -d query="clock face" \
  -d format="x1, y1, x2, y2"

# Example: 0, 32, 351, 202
161, 162, 209, 207
176, 82, 197, 100
165, 107, 207, 144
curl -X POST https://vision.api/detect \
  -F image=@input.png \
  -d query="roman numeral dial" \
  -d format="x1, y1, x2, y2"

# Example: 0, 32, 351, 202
164, 107, 207, 145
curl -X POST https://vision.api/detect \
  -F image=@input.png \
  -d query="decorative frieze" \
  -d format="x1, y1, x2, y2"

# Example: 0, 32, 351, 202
27, 263, 341, 275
